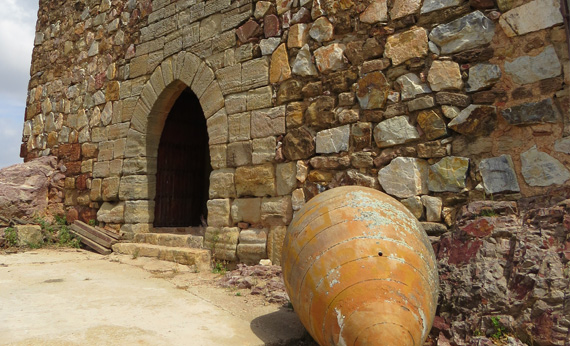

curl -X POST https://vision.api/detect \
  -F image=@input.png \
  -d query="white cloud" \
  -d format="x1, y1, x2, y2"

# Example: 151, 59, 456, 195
0, 0, 38, 168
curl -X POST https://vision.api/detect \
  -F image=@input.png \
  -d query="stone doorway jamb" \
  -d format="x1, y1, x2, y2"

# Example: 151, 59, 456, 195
121, 51, 225, 236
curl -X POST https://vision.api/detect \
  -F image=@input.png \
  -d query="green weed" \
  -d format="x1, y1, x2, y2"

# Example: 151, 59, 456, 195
26, 241, 43, 249
479, 208, 498, 217
58, 225, 81, 248
4, 227, 18, 247
54, 215, 67, 226
212, 261, 227, 274
491, 316, 506, 340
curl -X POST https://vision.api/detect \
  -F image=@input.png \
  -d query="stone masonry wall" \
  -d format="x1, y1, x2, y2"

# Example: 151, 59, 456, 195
23, 0, 568, 270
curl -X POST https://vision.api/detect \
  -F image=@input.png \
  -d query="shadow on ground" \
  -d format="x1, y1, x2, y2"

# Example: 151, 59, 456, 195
250, 307, 318, 345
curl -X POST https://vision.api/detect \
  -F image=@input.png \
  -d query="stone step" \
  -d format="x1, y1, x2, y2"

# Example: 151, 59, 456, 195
134, 233, 204, 249
112, 243, 211, 272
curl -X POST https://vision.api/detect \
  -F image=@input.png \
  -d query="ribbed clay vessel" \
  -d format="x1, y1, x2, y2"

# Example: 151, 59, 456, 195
282, 186, 439, 346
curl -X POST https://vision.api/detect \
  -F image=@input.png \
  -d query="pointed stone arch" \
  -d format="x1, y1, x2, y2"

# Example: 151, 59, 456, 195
121, 52, 226, 231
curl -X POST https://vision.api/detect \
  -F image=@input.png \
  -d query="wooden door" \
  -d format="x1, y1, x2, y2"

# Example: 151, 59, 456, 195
154, 88, 211, 227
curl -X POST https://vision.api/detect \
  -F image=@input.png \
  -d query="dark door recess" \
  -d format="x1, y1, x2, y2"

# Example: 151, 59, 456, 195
154, 88, 212, 227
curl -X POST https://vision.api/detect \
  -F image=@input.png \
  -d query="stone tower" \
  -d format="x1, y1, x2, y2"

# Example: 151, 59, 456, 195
24, 0, 569, 266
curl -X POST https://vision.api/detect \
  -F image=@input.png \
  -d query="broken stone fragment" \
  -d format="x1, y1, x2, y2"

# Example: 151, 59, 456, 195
342, 170, 379, 189
291, 7, 311, 24
378, 157, 429, 198
427, 156, 469, 192
421, 195, 442, 222
277, 79, 303, 105
504, 46, 561, 85
260, 37, 281, 55
305, 96, 335, 129
429, 11, 495, 55
311, 0, 326, 19
296, 161, 309, 183
384, 26, 428, 66
441, 105, 460, 119
356, 71, 390, 110
554, 137, 570, 154
417, 140, 448, 158
448, 104, 496, 136
292, 44, 318, 76
436, 92, 471, 107
407, 95, 435, 112
236, 20, 262, 43
276, 0, 293, 15
309, 17, 334, 42
315, 125, 350, 154
254, 1, 273, 19
287, 23, 310, 48
465, 63, 501, 92
291, 188, 306, 211
360, 0, 388, 23
374, 116, 420, 148
501, 99, 559, 125
401, 196, 423, 219
264, 14, 281, 38
428, 60, 463, 91
396, 73, 431, 101
269, 43, 291, 83
520, 146, 570, 187
282, 127, 316, 160
314, 43, 346, 73
309, 155, 350, 170
351, 122, 372, 150
479, 155, 520, 194
417, 110, 447, 140
499, 0, 563, 37
421, 0, 463, 14
390, 0, 421, 19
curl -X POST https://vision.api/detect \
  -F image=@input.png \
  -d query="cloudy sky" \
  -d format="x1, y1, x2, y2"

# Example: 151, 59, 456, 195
0, 0, 39, 169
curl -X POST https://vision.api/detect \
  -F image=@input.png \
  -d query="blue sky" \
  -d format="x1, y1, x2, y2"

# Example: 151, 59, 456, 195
0, 0, 39, 169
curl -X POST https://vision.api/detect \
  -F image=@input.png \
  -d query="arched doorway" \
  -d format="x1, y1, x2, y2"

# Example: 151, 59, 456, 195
154, 87, 212, 229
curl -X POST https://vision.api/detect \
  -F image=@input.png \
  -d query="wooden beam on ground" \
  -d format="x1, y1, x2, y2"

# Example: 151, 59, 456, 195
70, 224, 114, 249
70, 220, 120, 255
71, 221, 119, 247
68, 228, 112, 255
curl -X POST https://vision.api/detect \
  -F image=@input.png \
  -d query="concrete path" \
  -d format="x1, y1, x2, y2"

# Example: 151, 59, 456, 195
0, 249, 307, 345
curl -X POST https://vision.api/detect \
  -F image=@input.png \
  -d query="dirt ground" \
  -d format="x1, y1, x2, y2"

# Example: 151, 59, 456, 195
0, 248, 317, 346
